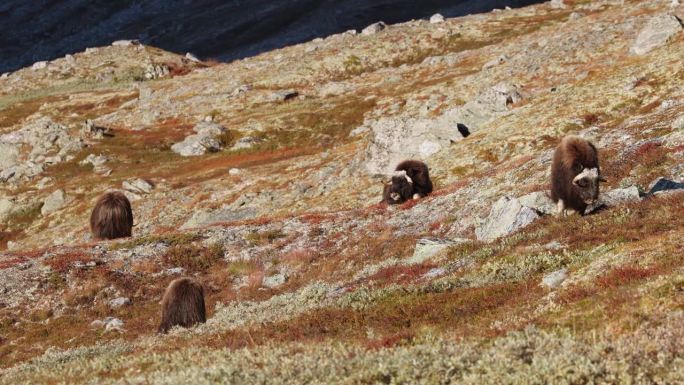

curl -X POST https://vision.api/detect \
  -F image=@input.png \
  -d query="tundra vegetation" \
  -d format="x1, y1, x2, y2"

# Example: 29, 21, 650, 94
1, 0, 684, 383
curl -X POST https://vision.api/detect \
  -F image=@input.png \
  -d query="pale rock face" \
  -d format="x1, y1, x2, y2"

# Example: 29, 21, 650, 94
41, 189, 67, 216
362, 21, 386, 35
172, 122, 228, 157
630, 14, 683, 55
476, 196, 540, 241
364, 83, 522, 175
541, 268, 568, 289
429, 14, 445, 24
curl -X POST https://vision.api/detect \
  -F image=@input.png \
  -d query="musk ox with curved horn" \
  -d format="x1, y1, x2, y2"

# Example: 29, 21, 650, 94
395, 160, 433, 198
381, 160, 434, 204
550, 135, 606, 216
90, 191, 133, 240
158, 277, 206, 334
382, 170, 415, 204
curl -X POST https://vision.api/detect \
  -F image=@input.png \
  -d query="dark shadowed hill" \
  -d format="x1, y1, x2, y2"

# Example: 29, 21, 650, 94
0, 0, 543, 73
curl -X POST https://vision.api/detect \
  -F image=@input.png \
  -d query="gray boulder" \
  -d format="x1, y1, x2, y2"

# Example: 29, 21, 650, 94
429, 14, 445, 24
362, 21, 386, 35
262, 273, 288, 288
171, 122, 227, 157
541, 268, 568, 289
408, 238, 467, 264
476, 196, 540, 241
109, 297, 131, 308
0, 143, 20, 170
519, 191, 556, 215
631, 14, 683, 55
123, 178, 154, 195
672, 115, 684, 130
593, 186, 643, 210
41, 189, 67, 216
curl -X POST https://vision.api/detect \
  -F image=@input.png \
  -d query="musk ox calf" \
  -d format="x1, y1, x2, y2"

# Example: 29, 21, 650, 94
550, 135, 606, 216
158, 277, 206, 333
90, 191, 133, 240
382, 160, 434, 204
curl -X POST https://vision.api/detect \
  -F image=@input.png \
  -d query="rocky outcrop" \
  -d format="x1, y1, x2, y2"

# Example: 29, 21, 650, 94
364, 83, 522, 175
41, 189, 67, 216
476, 196, 540, 241
631, 14, 683, 55
171, 122, 228, 157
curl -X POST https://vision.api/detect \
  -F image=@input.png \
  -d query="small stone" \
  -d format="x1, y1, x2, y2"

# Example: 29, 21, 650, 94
631, 14, 683, 55
90, 320, 105, 329
41, 189, 67, 216
541, 268, 568, 289
362, 21, 386, 35
165, 267, 185, 275
262, 273, 287, 288
228, 168, 241, 176
549, 0, 567, 9
112, 39, 139, 46
122, 178, 154, 194
429, 14, 445, 24
108, 297, 131, 308
672, 115, 684, 130
32, 61, 48, 70
1, 73, 9, 79
104, 317, 124, 332
409, 238, 465, 264
422, 267, 447, 279
519, 191, 556, 215
185, 52, 201, 62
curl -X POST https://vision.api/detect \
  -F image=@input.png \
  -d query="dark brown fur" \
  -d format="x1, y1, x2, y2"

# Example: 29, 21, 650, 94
158, 277, 206, 333
90, 191, 133, 240
382, 174, 414, 204
396, 160, 433, 197
550, 136, 602, 214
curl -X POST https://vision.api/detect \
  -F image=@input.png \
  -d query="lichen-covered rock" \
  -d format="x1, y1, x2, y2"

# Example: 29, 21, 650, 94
41, 189, 67, 216
598, 186, 643, 208
362, 21, 386, 35
630, 14, 683, 55
519, 191, 556, 215
171, 122, 227, 157
476, 196, 540, 241
541, 268, 568, 289
123, 178, 154, 195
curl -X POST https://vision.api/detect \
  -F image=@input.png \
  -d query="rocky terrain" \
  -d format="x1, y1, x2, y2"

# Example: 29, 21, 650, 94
1, 0, 684, 383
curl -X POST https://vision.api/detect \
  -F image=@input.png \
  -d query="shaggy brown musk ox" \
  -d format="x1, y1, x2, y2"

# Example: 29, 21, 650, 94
158, 277, 206, 333
90, 191, 133, 240
382, 170, 415, 204
395, 160, 433, 198
550, 135, 605, 216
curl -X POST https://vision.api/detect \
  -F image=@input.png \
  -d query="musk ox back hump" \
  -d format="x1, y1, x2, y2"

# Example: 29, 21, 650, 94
158, 277, 206, 333
90, 191, 133, 240
395, 160, 433, 196
550, 135, 602, 214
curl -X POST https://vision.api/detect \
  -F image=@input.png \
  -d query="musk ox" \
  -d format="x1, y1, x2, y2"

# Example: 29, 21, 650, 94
395, 160, 433, 198
382, 170, 415, 204
158, 277, 206, 334
90, 191, 133, 240
550, 135, 605, 216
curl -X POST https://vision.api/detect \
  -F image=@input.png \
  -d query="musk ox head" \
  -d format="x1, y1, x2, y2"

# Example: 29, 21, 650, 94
382, 170, 414, 204
572, 166, 605, 205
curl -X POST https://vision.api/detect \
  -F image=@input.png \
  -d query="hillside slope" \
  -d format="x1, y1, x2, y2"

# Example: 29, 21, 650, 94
1, 0, 684, 383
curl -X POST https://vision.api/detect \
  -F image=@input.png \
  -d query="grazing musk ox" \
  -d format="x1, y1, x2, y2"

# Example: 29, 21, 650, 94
396, 160, 433, 198
382, 160, 434, 204
382, 170, 415, 204
158, 277, 206, 333
90, 191, 133, 240
550, 135, 605, 216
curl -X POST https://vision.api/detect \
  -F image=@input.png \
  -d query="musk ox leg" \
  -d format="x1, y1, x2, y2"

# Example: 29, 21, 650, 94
412, 193, 422, 200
